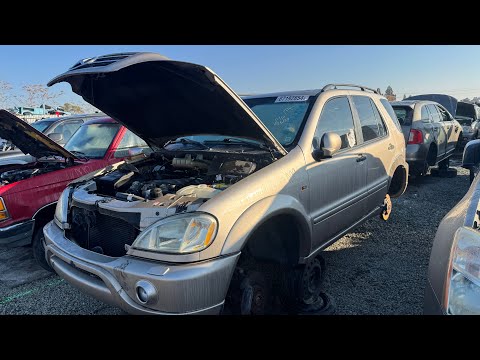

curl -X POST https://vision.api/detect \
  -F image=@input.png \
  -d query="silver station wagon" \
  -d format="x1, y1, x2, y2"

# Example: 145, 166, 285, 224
43, 53, 408, 314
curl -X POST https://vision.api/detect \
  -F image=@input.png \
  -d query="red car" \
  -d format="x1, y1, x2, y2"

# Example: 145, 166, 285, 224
0, 110, 150, 269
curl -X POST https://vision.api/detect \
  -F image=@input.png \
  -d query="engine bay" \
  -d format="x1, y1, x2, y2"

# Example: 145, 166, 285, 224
0, 160, 71, 185
92, 151, 273, 202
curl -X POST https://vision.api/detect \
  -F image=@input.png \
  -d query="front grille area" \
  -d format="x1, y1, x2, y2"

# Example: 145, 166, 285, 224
66, 207, 139, 257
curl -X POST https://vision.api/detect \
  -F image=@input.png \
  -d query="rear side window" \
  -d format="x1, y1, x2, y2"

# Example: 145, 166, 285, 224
114, 129, 151, 158
392, 106, 413, 126
421, 106, 430, 120
352, 96, 387, 142
380, 99, 401, 131
315, 96, 356, 149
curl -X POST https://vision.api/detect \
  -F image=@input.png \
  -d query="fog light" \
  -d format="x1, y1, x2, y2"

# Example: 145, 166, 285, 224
135, 280, 157, 305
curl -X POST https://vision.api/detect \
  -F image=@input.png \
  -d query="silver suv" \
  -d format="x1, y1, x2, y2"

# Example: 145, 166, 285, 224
42, 53, 408, 314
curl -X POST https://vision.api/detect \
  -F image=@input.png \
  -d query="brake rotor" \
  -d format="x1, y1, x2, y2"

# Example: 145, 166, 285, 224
381, 194, 392, 221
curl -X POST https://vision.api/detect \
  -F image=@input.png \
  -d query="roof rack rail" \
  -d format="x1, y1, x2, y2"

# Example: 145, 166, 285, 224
322, 84, 380, 94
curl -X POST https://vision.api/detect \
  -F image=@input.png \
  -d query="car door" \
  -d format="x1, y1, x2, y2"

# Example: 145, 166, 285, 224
350, 95, 393, 212
427, 104, 447, 159
439, 105, 460, 154
307, 96, 367, 250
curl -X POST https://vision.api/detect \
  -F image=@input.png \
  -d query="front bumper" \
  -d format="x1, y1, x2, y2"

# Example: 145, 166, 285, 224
423, 279, 446, 315
0, 219, 34, 247
43, 221, 240, 315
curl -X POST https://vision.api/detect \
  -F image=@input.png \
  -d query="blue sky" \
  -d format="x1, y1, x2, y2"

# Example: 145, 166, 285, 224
1, 45, 480, 107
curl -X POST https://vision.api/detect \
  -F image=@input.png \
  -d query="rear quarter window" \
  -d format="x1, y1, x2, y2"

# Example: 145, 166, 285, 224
380, 98, 402, 131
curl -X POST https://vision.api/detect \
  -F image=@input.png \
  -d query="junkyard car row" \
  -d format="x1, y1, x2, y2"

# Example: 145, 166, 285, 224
0, 52, 477, 315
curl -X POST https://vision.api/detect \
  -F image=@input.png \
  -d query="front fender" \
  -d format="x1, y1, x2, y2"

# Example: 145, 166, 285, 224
220, 194, 312, 260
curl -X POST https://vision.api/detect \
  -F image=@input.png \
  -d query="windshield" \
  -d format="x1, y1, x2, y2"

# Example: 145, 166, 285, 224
31, 121, 54, 133
243, 96, 314, 146
65, 123, 120, 159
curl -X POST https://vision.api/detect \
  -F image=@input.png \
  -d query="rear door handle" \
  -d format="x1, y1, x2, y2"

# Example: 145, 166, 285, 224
356, 155, 367, 162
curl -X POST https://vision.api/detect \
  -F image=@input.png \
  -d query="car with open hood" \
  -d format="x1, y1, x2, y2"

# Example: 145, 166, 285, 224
0, 111, 149, 270
393, 95, 462, 176
455, 102, 480, 145
0, 113, 105, 167
43, 52, 408, 315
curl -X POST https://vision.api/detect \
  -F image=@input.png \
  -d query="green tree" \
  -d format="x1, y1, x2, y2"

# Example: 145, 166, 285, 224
63, 103, 84, 114
0, 81, 12, 109
385, 86, 394, 96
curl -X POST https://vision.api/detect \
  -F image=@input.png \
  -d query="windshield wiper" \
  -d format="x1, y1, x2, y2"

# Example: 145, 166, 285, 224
204, 138, 269, 151
164, 138, 210, 150
69, 150, 89, 160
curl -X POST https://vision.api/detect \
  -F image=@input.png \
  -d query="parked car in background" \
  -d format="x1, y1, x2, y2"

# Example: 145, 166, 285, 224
424, 140, 480, 315
31, 113, 105, 146
391, 98, 461, 176
0, 113, 106, 167
0, 111, 150, 271
455, 102, 480, 145
43, 52, 408, 315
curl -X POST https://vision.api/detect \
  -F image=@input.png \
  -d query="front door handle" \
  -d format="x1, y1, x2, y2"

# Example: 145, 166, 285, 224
356, 155, 367, 162
388, 143, 395, 151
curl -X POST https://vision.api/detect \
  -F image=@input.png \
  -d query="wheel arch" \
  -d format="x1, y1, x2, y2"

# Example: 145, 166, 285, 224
32, 202, 57, 232
221, 195, 312, 264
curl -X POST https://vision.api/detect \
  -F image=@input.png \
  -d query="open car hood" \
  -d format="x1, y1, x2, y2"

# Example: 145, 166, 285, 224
0, 110, 76, 160
405, 94, 458, 117
47, 52, 286, 155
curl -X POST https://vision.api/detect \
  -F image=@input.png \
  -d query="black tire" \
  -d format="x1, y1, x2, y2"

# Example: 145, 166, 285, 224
239, 270, 272, 315
32, 227, 53, 272
281, 257, 326, 313
298, 292, 336, 315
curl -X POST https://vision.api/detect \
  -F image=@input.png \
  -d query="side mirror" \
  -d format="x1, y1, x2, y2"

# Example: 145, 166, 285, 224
47, 133, 64, 143
312, 132, 342, 161
127, 147, 144, 158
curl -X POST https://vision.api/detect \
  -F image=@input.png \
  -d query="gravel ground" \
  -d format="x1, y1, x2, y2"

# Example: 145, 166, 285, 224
0, 157, 470, 315
322, 157, 470, 314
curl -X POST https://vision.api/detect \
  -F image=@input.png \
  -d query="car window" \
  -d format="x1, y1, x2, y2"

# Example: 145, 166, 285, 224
31, 120, 55, 133
352, 96, 387, 142
421, 106, 430, 120
392, 106, 412, 126
65, 123, 121, 159
437, 106, 450, 122
315, 97, 356, 150
114, 129, 151, 158
53, 120, 83, 143
243, 96, 315, 147
427, 104, 441, 122
380, 99, 401, 131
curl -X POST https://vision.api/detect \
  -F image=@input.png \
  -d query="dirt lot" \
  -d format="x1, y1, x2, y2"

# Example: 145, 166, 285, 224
0, 158, 471, 315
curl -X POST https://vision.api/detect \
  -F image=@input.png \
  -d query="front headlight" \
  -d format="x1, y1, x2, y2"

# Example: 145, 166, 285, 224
446, 227, 480, 314
131, 213, 217, 254
54, 187, 70, 229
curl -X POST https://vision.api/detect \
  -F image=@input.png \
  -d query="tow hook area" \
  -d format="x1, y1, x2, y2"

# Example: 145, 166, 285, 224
380, 194, 392, 221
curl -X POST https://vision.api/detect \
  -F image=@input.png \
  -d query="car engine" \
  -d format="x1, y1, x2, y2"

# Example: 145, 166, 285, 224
92, 152, 269, 201
0, 161, 69, 185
